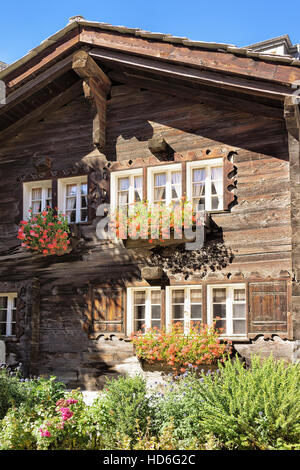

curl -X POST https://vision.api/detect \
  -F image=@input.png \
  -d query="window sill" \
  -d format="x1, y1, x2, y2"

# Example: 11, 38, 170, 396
221, 336, 250, 343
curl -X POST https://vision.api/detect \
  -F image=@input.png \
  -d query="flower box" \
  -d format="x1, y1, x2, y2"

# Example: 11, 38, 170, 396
138, 358, 219, 375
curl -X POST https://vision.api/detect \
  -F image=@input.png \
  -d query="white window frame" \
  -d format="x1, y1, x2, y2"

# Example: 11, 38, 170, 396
23, 180, 52, 220
126, 287, 161, 336
57, 175, 88, 224
0, 293, 17, 337
207, 284, 247, 338
110, 168, 143, 212
186, 158, 224, 211
166, 286, 203, 334
147, 163, 182, 206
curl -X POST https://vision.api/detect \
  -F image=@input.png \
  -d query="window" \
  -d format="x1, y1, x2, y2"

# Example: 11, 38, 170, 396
187, 158, 223, 211
148, 164, 182, 206
127, 287, 161, 335
23, 180, 52, 219
207, 284, 246, 337
58, 175, 88, 223
0, 294, 17, 337
110, 169, 143, 211
166, 286, 202, 333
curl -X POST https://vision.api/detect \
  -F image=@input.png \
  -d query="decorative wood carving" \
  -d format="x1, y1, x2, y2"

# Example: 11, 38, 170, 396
72, 50, 111, 149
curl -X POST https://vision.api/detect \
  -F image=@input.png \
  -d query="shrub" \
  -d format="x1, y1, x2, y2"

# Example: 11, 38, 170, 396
0, 367, 65, 421
92, 375, 153, 447
17, 207, 70, 256
194, 355, 300, 449
132, 322, 229, 373
0, 366, 29, 420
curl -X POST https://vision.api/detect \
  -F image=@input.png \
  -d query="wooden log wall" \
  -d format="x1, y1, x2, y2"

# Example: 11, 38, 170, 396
0, 84, 292, 386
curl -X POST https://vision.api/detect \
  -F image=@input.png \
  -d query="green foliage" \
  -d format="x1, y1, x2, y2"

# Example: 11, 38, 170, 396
93, 374, 153, 447
0, 367, 65, 421
192, 355, 300, 449
0, 367, 28, 420
0, 356, 299, 450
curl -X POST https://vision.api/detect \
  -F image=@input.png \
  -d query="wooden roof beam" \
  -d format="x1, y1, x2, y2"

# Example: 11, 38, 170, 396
90, 48, 293, 102
284, 96, 300, 140
72, 50, 111, 149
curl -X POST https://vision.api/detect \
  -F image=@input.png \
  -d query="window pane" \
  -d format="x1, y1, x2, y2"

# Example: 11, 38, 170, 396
191, 304, 202, 319
172, 289, 184, 304
211, 167, 222, 180
134, 291, 146, 304
234, 289, 246, 302
134, 320, 145, 332
215, 319, 226, 332
192, 183, 205, 198
154, 187, 166, 201
0, 324, 6, 336
233, 320, 246, 334
66, 210, 76, 223
193, 169, 205, 182
118, 178, 129, 191
172, 304, 184, 320
213, 303, 226, 318
0, 309, 7, 323
190, 289, 202, 303
0, 297, 8, 309
32, 201, 42, 214
134, 305, 145, 319
66, 198, 76, 210
151, 290, 161, 304
151, 320, 161, 329
31, 188, 42, 200
151, 306, 161, 319
233, 304, 246, 319
81, 183, 88, 195
213, 288, 226, 303
66, 184, 77, 197
154, 173, 166, 187
118, 191, 129, 206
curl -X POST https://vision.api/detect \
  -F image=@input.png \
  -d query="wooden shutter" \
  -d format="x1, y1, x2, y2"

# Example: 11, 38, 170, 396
223, 154, 235, 210
90, 286, 124, 338
248, 281, 289, 339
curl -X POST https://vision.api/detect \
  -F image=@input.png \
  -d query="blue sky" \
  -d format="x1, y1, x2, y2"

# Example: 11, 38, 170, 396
1, 0, 300, 65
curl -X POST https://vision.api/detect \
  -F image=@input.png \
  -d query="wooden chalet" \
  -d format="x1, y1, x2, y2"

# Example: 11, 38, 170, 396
0, 16, 299, 387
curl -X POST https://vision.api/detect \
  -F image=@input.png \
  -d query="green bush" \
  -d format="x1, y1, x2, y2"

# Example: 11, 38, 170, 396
92, 374, 153, 447
0, 366, 29, 419
192, 355, 300, 449
0, 366, 65, 420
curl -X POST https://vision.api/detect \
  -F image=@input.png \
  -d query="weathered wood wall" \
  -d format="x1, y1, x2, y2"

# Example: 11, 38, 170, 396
0, 84, 292, 387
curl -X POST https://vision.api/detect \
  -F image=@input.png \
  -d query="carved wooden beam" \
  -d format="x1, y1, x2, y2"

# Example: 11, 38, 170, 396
72, 50, 111, 149
284, 96, 300, 141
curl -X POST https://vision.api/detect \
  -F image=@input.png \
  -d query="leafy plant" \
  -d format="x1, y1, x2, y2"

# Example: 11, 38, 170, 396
193, 355, 300, 449
94, 375, 153, 447
17, 207, 70, 256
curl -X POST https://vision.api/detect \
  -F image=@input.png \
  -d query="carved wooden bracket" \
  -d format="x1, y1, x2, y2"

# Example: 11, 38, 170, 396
72, 50, 111, 149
